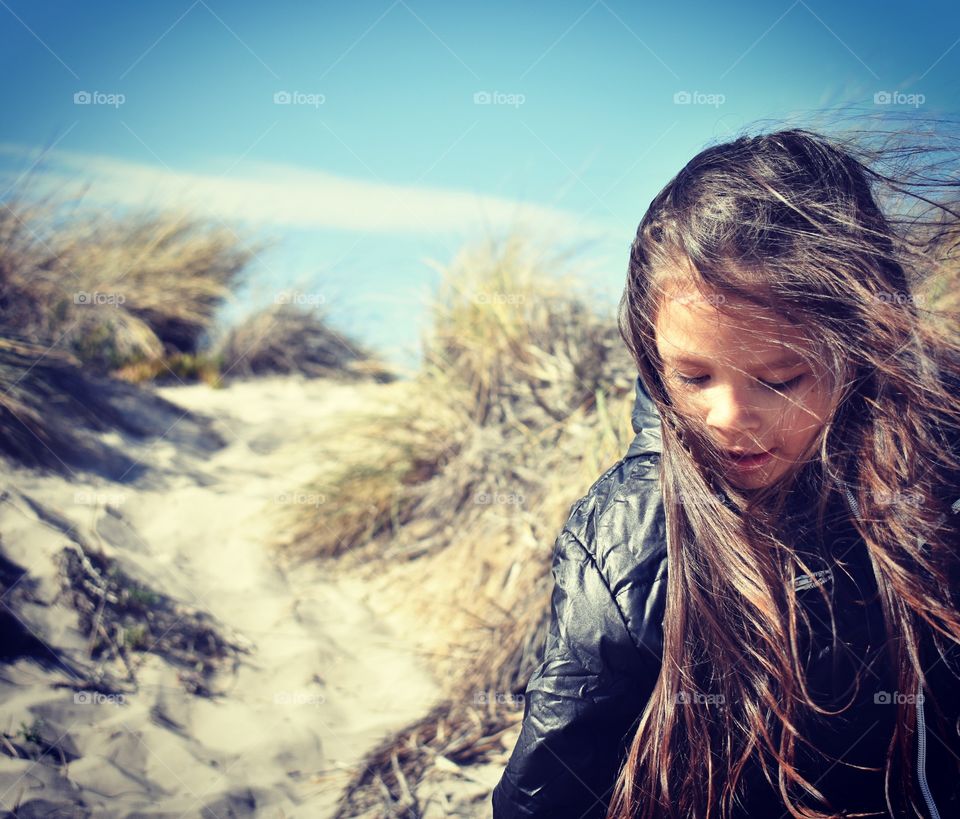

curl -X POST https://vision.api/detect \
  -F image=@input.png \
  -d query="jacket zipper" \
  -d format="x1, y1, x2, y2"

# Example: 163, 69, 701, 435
842, 484, 942, 819
915, 679, 942, 819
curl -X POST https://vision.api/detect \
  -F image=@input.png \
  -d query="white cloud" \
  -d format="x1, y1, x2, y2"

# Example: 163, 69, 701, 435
0, 143, 614, 240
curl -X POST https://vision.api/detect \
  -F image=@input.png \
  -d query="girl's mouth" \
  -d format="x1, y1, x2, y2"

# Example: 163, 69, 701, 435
724, 449, 776, 471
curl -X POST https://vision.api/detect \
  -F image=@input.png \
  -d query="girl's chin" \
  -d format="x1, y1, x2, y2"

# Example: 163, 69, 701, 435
725, 465, 778, 490
726, 461, 794, 492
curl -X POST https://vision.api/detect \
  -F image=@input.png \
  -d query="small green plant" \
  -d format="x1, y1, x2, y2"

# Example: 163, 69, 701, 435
68, 320, 123, 371
17, 717, 45, 745
121, 623, 151, 651
125, 584, 161, 609
164, 352, 219, 382
114, 351, 224, 386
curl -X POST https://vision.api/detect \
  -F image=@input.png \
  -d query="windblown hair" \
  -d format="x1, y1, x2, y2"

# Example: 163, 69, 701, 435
610, 122, 960, 819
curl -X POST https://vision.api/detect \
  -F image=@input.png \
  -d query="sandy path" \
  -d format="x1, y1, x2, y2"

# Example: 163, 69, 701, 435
0, 375, 439, 817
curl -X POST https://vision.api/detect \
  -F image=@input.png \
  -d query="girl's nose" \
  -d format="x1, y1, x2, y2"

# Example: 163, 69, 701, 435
705, 384, 763, 437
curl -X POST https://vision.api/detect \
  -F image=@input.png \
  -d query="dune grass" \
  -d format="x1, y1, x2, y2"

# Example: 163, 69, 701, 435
279, 235, 635, 562
271, 232, 637, 815
0, 194, 259, 372
214, 300, 394, 383
0, 191, 262, 470
0, 187, 387, 471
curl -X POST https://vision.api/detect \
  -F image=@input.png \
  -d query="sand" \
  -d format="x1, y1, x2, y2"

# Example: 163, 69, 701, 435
0, 375, 442, 817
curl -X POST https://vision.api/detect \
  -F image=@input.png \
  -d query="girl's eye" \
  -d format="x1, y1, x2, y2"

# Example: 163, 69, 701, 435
761, 374, 805, 392
674, 373, 708, 386
673, 373, 805, 392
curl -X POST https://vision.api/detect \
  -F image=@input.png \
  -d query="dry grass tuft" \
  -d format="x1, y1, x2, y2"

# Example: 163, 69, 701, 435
280, 233, 634, 562
0, 194, 258, 373
214, 301, 393, 383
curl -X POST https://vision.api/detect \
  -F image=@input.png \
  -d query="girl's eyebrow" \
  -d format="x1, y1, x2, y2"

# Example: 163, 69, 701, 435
663, 352, 807, 370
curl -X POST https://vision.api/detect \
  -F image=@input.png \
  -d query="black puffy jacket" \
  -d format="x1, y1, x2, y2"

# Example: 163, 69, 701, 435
491, 376, 960, 819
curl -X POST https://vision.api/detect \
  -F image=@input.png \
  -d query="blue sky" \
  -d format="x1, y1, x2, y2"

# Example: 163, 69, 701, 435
2, 0, 958, 371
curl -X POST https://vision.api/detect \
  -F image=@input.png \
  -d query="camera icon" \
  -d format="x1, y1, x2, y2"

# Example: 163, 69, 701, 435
73, 291, 90, 304
273, 91, 292, 105
473, 91, 491, 105
73, 91, 91, 105
874, 91, 892, 105
874, 691, 892, 704
74, 691, 91, 704
673, 91, 692, 105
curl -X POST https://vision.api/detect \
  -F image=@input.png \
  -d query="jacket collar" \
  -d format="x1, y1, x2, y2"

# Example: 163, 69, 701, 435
625, 375, 663, 460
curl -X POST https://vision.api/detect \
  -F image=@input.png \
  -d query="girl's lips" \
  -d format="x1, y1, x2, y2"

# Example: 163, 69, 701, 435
724, 449, 775, 471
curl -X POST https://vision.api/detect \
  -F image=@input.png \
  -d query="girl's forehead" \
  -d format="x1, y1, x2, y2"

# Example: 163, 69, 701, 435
657, 287, 791, 332
654, 290, 815, 364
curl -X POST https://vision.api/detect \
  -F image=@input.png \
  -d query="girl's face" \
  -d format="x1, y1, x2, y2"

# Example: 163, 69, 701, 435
654, 287, 835, 489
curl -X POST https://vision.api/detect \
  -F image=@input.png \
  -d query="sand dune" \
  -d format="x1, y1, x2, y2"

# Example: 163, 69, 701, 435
0, 375, 441, 817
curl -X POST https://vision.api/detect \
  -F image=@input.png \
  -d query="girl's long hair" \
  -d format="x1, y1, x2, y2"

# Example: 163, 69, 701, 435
610, 121, 960, 819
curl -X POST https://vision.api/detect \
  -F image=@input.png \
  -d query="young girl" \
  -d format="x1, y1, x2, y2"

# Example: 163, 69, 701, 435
492, 127, 960, 819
